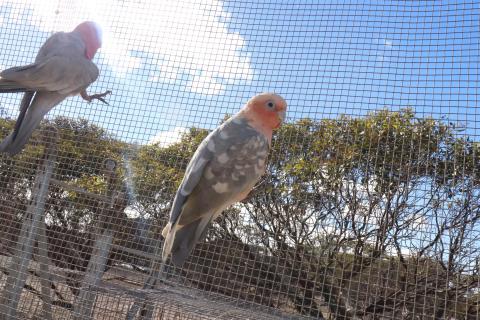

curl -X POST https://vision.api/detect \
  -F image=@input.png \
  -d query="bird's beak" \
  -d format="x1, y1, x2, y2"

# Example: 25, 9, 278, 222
278, 110, 286, 123
274, 110, 286, 129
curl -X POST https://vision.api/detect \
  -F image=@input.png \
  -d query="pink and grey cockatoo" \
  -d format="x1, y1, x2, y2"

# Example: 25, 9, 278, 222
162, 93, 287, 266
0, 21, 111, 155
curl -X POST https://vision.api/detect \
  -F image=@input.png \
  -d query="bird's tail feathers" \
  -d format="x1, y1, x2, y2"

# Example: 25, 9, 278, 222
166, 215, 213, 267
161, 222, 176, 263
11, 92, 35, 140
0, 92, 64, 156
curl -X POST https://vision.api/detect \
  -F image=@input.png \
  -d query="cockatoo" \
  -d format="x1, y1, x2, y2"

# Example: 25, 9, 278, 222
162, 92, 287, 266
0, 21, 110, 155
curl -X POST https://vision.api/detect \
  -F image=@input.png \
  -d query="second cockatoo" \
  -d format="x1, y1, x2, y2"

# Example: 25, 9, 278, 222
162, 93, 287, 266
0, 21, 111, 155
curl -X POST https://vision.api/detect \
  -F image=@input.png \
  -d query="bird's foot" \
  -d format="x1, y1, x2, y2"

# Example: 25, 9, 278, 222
81, 90, 112, 105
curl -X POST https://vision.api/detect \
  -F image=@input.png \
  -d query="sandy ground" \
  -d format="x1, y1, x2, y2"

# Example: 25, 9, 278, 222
0, 255, 308, 320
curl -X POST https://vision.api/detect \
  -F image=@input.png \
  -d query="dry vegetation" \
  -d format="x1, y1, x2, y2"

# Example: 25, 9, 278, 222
0, 110, 479, 319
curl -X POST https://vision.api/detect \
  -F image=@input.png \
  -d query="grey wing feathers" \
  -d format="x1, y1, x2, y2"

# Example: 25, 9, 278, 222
0, 31, 98, 95
167, 135, 215, 226
0, 66, 34, 93
167, 117, 257, 226
0, 80, 29, 93
0, 55, 98, 95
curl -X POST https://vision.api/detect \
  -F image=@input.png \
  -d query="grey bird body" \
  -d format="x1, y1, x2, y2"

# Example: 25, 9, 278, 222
162, 116, 270, 266
0, 28, 100, 155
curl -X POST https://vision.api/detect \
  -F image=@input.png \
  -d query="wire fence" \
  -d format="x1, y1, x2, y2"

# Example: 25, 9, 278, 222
0, 1, 479, 319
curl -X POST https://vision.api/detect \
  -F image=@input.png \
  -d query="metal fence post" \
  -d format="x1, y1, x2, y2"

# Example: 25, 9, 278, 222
73, 159, 119, 320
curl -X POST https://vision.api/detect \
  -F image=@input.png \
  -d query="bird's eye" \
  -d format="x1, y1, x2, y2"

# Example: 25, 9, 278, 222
266, 101, 275, 109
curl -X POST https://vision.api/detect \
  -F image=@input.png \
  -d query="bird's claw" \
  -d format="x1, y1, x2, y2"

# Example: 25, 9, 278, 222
82, 90, 112, 105
96, 96, 108, 104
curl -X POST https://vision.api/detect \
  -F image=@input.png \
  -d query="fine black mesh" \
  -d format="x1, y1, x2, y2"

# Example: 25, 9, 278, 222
0, 1, 478, 319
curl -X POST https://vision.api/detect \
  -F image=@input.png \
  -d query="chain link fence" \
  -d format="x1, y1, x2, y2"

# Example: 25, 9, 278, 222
0, 1, 479, 319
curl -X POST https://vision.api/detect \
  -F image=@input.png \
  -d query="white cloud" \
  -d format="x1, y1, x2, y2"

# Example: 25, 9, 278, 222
1, 0, 254, 95
148, 126, 188, 147
189, 71, 226, 95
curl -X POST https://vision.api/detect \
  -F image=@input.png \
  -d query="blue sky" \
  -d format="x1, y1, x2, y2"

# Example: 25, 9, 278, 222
0, 0, 478, 145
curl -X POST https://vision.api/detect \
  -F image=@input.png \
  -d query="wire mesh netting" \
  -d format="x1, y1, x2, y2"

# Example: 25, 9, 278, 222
0, 1, 479, 319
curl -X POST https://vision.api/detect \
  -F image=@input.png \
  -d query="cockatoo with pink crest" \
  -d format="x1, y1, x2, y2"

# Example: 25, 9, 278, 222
162, 92, 287, 266
0, 21, 111, 155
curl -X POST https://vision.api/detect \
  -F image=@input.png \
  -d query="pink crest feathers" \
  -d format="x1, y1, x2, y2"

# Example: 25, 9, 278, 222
73, 21, 102, 60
